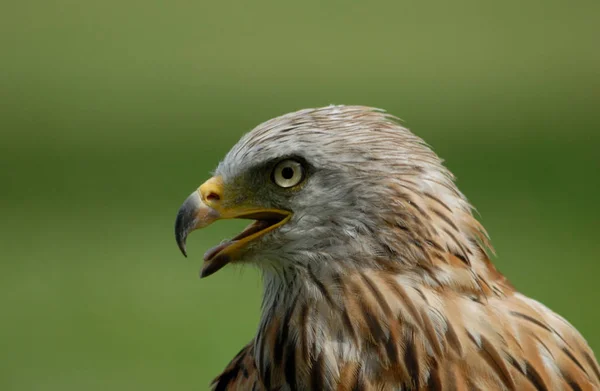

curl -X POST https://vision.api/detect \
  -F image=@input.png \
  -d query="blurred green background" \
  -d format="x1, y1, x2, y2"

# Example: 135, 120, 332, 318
1, 1, 599, 390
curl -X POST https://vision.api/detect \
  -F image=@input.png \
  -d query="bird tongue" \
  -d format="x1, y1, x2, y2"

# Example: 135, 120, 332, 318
199, 220, 276, 278
203, 241, 234, 262
201, 241, 235, 278
202, 220, 273, 262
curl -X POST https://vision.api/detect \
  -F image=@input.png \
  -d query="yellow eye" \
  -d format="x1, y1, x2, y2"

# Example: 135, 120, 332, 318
272, 159, 304, 188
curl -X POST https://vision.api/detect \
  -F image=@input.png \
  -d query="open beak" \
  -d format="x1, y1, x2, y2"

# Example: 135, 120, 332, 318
174, 176, 291, 278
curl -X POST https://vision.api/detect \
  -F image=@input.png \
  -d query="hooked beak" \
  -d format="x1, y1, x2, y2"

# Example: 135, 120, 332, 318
174, 176, 292, 278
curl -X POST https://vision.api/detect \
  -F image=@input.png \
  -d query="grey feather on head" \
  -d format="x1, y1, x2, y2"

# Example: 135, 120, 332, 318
213, 105, 487, 280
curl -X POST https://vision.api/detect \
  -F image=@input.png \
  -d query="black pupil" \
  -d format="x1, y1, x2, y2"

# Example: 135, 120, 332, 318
281, 166, 295, 180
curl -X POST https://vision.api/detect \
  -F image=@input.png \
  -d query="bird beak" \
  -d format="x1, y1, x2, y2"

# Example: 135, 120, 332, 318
174, 176, 292, 278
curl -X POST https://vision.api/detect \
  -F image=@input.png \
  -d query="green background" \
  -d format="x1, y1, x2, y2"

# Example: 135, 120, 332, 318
1, 1, 599, 390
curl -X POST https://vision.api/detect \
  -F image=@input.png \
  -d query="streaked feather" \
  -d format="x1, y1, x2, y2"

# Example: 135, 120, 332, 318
207, 106, 598, 390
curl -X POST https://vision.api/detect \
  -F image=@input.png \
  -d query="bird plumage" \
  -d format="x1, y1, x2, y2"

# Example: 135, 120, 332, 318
180, 106, 598, 390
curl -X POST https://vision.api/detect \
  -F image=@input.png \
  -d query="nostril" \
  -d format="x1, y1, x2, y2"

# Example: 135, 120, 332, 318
205, 192, 220, 202
199, 177, 224, 204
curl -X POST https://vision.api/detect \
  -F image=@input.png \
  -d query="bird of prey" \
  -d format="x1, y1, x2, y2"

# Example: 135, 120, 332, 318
175, 106, 599, 390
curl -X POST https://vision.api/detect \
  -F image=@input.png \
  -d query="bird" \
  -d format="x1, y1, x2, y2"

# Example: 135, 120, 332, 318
174, 106, 599, 390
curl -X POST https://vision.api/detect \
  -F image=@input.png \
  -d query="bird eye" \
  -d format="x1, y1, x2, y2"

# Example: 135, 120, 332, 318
272, 159, 305, 188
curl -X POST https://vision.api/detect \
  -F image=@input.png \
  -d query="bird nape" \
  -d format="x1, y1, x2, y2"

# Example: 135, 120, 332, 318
174, 106, 599, 391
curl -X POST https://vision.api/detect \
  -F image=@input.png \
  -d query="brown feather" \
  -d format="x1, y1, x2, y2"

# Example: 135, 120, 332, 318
201, 106, 598, 391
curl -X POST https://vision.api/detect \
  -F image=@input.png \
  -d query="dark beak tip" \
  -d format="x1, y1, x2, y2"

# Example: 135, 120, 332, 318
175, 209, 191, 258
199, 254, 231, 279
175, 190, 205, 258
199, 266, 216, 279
175, 191, 205, 258
175, 233, 189, 257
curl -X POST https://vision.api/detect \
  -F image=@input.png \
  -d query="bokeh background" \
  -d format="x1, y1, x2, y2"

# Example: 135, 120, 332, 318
1, 1, 599, 390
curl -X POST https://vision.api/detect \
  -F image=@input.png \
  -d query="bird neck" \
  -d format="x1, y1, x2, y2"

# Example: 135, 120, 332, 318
253, 256, 512, 389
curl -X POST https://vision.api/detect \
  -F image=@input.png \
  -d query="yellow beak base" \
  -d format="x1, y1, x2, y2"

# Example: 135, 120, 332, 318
174, 177, 291, 277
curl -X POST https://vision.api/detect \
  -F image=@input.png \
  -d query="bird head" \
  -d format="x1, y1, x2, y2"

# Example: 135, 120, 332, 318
175, 106, 481, 279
